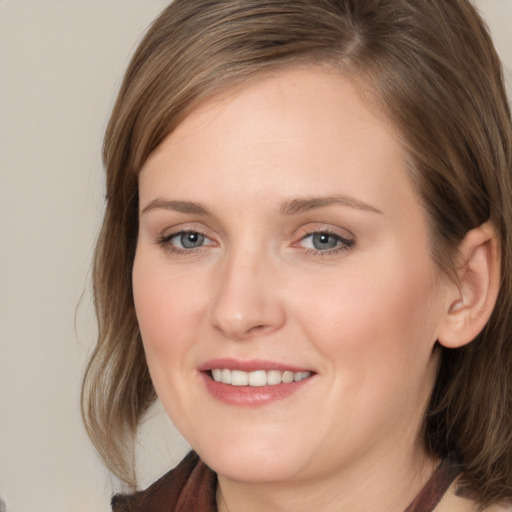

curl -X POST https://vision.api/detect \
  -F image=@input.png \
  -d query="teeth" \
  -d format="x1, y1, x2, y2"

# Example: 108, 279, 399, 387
221, 368, 231, 384
282, 371, 294, 383
248, 370, 267, 387
267, 370, 282, 385
210, 369, 311, 386
231, 370, 248, 386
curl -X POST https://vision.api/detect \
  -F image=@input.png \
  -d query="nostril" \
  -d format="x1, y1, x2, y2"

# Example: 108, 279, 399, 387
249, 324, 267, 333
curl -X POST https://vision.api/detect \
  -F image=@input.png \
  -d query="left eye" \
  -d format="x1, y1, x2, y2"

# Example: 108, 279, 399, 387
300, 232, 351, 251
168, 231, 210, 249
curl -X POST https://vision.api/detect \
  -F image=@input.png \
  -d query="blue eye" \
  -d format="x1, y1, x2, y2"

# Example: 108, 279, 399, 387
176, 231, 205, 249
159, 230, 213, 252
299, 231, 354, 252
310, 232, 340, 250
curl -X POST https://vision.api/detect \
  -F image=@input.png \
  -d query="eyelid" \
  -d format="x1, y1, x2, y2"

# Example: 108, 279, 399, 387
293, 223, 355, 243
157, 221, 215, 240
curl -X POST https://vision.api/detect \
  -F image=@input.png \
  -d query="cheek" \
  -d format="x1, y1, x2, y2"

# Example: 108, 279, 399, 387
299, 262, 442, 444
132, 251, 203, 365
293, 255, 441, 377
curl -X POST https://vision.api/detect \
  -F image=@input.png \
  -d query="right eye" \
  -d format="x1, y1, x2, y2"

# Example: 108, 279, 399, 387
158, 230, 215, 253
172, 231, 206, 249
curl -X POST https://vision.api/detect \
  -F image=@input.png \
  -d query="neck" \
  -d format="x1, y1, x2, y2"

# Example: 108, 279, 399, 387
216, 446, 439, 512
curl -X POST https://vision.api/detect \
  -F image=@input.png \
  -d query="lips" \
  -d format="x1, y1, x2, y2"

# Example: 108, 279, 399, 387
198, 358, 315, 406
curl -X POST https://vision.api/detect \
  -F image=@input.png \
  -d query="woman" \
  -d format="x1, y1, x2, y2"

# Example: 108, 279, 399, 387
82, 0, 512, 510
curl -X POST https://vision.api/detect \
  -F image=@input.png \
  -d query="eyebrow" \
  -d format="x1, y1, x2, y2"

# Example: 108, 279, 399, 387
141, 199, 210, 215
279, 195, 382, 215
141, 194, 382, 216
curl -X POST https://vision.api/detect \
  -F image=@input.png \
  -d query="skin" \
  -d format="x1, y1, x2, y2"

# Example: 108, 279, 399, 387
133, 67, 460, 512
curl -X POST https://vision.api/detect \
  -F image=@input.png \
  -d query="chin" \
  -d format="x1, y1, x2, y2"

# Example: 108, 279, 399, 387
195, 434, 312, 483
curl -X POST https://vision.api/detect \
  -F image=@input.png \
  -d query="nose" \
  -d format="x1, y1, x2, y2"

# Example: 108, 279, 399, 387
208, 248, 286, 341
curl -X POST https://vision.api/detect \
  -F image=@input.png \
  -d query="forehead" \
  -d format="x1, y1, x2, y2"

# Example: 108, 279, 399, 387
159, 66, 393, 143
139, 67, 422, 227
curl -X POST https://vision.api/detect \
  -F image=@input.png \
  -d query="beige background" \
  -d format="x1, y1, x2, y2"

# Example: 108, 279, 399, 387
0, 1, 510, 511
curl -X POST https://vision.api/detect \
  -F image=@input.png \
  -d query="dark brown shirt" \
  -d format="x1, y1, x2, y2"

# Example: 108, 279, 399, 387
112, 452, 459, 512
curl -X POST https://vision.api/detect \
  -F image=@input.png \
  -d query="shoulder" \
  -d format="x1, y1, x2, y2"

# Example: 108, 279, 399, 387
111, 451, 217, 512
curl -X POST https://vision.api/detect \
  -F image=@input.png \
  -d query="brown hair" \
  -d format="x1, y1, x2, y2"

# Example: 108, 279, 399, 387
81, 0, 512, 505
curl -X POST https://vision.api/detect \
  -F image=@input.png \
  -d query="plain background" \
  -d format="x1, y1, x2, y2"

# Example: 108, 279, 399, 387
0, 1, 511, 511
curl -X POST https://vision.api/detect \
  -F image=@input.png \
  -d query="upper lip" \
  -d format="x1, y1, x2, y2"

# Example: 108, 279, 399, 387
197, 358, 313, 373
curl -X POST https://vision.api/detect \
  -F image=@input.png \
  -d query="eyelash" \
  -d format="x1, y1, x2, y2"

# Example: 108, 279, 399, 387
298, 229, 355, 258
156, 228, 355, 257
156, 229, 213, 255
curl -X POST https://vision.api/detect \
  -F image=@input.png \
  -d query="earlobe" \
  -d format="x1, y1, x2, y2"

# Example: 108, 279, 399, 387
437, 221, 500, 349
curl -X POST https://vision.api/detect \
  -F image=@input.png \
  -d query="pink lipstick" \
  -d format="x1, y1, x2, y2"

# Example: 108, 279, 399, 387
198, 358, 314, 406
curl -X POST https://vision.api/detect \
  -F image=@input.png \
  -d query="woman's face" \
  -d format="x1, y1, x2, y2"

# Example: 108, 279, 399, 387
133, 68, 451, 484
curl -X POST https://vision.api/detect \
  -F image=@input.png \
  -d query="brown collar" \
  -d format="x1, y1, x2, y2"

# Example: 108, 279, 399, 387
404, 458, 461, 512
111, 452, 217, 512
112, 453, 460, 512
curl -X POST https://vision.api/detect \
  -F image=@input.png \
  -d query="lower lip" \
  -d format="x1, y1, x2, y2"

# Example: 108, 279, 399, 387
200, 372, 312, 407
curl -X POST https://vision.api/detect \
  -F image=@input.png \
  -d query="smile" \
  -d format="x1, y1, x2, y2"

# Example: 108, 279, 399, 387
199, 359, 315, 406
210, 369, 312, 386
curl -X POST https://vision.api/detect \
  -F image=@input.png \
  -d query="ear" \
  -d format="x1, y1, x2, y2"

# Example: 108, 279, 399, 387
437, 221, 501, 349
